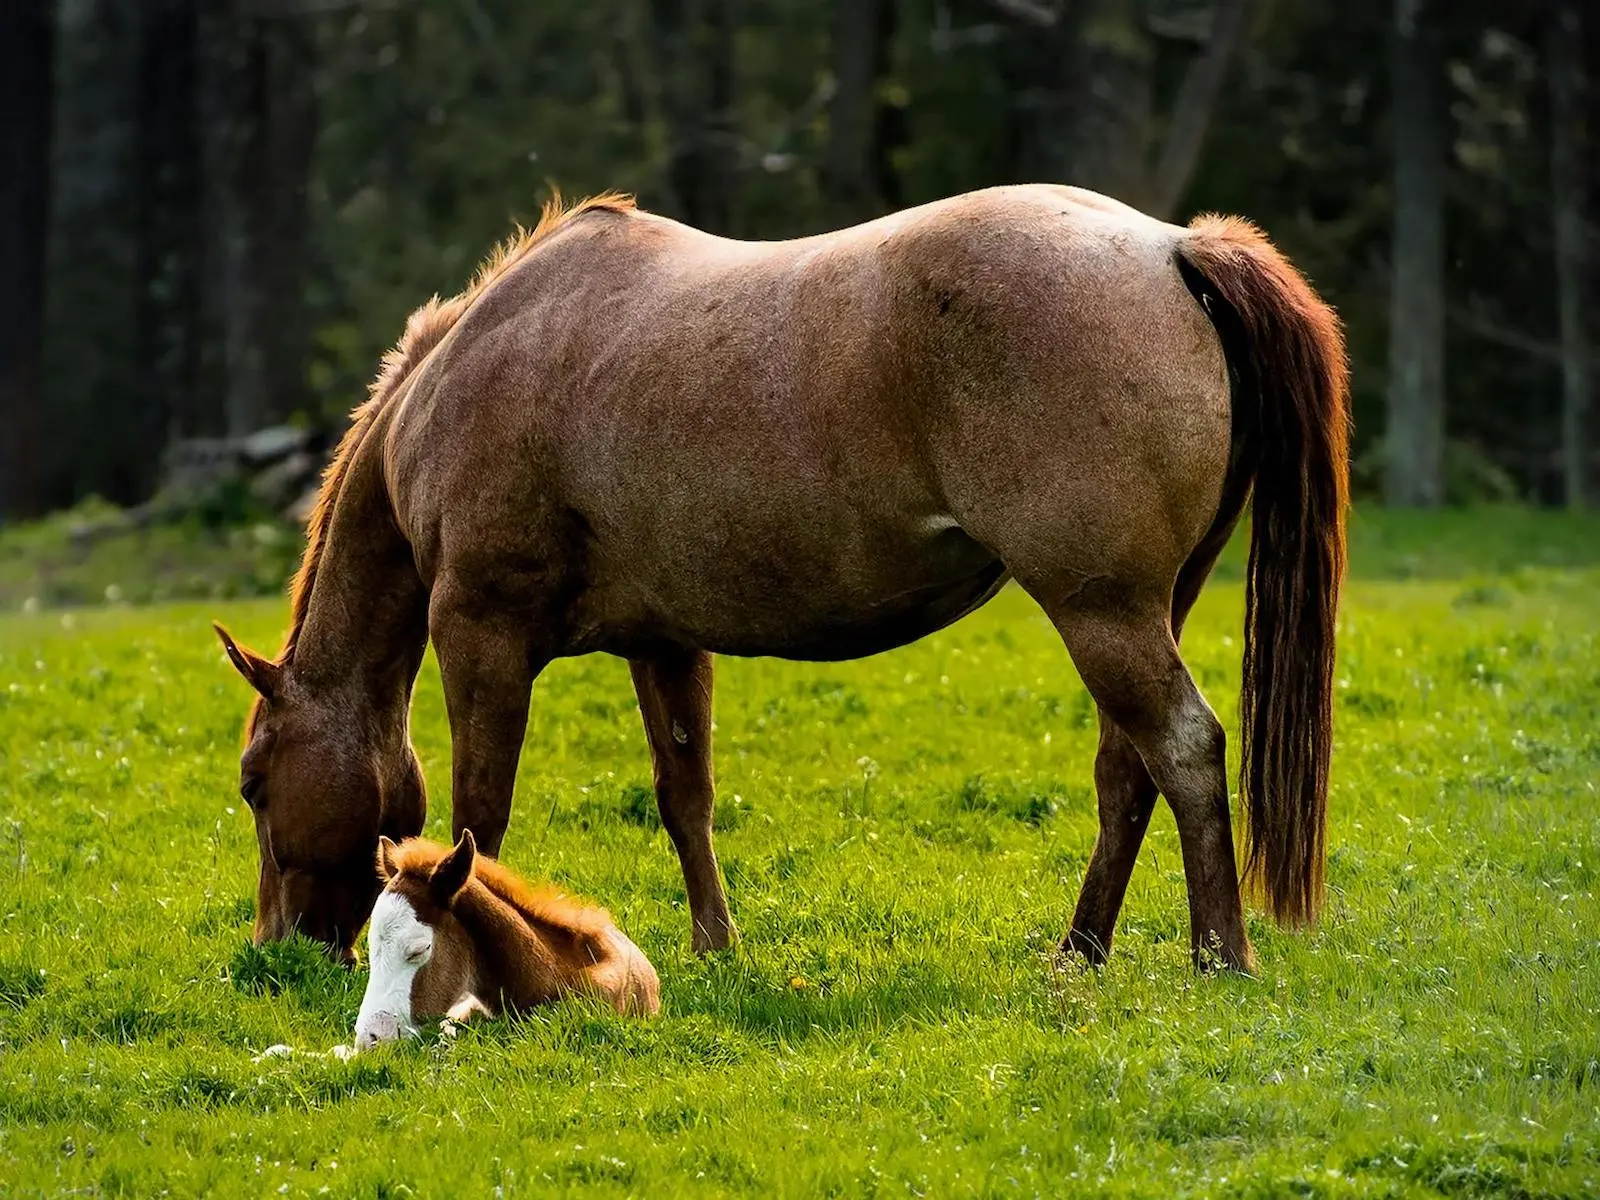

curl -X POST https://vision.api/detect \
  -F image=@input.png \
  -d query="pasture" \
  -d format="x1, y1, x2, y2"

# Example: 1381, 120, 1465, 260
0, 509, 1596, 1197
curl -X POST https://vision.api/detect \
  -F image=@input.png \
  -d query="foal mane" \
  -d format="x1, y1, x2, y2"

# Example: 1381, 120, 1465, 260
388, 838, 613, 939
276, 190, 638, 663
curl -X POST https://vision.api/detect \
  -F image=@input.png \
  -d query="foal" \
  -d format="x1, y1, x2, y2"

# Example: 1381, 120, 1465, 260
353, 831, 659, 1049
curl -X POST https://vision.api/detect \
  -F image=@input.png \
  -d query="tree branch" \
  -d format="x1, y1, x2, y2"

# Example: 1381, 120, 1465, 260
246, 0, 400, 15
985, 0, 1058, 28
1447, 303, 1598, 368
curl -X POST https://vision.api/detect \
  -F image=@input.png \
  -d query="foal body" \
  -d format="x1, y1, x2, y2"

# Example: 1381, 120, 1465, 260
220, 184, 1347, 975
354, 832, 659, 1049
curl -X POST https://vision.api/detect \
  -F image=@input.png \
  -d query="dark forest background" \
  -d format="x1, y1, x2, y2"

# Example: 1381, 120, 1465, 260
1, 0, 1595, 520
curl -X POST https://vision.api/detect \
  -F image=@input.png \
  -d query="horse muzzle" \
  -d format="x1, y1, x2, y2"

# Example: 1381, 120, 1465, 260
353, 1009, 413, 1051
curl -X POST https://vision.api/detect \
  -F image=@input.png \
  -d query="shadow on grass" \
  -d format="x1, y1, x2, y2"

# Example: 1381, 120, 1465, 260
437, 955, 993, 1064
228, 934, 362, 1026
0, 961, 47, 1010
658, 954, 994, 1046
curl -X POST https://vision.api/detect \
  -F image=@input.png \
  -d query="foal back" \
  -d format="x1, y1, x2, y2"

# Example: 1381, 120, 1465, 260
446, 853, 661, 1018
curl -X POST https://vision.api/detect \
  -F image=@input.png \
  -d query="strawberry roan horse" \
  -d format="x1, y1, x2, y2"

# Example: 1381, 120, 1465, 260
354, 831, 659, 1050
216, 184, 1347, 974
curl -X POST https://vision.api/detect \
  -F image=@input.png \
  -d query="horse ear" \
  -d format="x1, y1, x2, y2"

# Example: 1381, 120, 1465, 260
431, 829, 476, 904
376, 836, 400, 882
213, 623, 280, 700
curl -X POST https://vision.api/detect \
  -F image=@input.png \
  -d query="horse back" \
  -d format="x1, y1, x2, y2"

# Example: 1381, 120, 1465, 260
385, 186, 1231, 657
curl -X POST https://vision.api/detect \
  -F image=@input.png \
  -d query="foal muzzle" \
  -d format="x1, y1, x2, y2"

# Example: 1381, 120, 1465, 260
353, 1009, 413, 1051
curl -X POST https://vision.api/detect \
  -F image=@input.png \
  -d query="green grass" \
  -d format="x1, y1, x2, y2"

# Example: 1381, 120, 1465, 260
0, 510, 1597, 1197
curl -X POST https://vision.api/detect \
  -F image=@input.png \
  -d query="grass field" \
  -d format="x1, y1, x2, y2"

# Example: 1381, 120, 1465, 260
0, 509, 1597, 1197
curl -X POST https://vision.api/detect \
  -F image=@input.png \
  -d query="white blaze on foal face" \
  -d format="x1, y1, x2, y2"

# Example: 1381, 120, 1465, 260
354, 890, 434, 1049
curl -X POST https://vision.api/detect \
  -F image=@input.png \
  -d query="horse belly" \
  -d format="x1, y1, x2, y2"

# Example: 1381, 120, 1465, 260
584, 525, 1009, 662
732, 559, 1012, 662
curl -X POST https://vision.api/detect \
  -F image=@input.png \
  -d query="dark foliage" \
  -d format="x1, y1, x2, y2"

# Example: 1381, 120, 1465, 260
4, 0, 1594, 515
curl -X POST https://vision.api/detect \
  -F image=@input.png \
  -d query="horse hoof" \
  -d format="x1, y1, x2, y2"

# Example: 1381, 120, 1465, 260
1059, 930, 1111, 967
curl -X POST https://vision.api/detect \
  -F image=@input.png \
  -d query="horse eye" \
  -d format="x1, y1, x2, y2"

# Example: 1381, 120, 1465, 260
240, 775, 265, 809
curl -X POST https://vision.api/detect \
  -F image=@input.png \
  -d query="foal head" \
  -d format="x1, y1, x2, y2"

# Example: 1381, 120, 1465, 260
216, 625, 426, 962
354, 832, 481, 1049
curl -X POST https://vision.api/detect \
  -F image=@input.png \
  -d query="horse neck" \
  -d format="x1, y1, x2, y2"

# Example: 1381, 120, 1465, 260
451, 880, 587, 1006
289, 403, 427, 727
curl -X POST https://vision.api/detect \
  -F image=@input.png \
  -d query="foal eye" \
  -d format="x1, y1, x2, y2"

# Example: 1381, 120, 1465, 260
240, 775, 265, 809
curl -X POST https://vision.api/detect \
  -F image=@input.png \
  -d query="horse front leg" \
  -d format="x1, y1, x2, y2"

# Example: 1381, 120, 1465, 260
630, 649, 734, 953
430, 585, 546, 858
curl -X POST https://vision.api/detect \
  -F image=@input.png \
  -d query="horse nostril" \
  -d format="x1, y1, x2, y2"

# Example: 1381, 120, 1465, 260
357, 1011, 402, 1048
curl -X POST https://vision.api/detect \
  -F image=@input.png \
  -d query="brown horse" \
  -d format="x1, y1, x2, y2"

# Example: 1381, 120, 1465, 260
353, 831, 658, 1049
217, 184, 1347, 974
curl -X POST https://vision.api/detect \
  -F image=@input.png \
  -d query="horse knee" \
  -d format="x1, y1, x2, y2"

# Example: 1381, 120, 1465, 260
1141, 702, 1227, 819
1175, 704, 1226, 768
656, 789, 714, 846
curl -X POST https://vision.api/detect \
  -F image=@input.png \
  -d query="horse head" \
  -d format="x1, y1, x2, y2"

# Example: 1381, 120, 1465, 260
216, 623, 426, 962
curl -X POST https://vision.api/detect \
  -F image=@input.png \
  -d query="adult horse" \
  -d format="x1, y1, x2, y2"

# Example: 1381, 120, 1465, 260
216, 185, 1347, 974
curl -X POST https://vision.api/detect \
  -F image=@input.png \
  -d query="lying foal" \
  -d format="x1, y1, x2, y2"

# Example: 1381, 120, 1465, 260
354, 831, 659, 1049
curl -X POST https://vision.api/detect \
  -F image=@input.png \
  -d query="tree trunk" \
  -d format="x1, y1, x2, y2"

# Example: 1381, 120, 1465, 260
1385, 0, 1446, 508
651, 0, 737, 233
0, 0, 55, 520
133, 0, 202, 497
823, 0, 896, 220
1149, 0, 1254, 220
1005, 0, 1148, 196
256, 16, 316, 433
42, 0, 142, 507
1062, 0, 1154, 204
201, 8, 317, 437
1004, 0, 1246, 216
1548, 1, 1590, 510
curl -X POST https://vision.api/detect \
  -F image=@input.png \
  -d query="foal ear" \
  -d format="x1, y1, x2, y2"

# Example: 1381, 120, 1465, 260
376, 836, 401, 882
431, 829, 477, 904
213, 623, 280, 700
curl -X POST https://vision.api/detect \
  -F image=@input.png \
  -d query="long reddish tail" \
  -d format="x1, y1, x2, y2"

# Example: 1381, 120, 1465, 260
1176, 215, 1350, 927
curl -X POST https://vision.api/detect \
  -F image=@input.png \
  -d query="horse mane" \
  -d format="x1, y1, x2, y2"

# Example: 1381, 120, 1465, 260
388, 838, 614, 939
276, 190, 638, 663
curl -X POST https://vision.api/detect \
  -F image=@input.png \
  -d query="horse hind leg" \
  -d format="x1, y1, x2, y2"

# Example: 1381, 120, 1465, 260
1047, 598, 1255, 973
630, 649, 735, 953
1063, 543, 1229, 965
1063, 713, 1158, 964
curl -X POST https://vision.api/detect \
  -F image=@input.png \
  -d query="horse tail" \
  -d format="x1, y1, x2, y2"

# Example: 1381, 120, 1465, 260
1175, 215, 1350, 928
